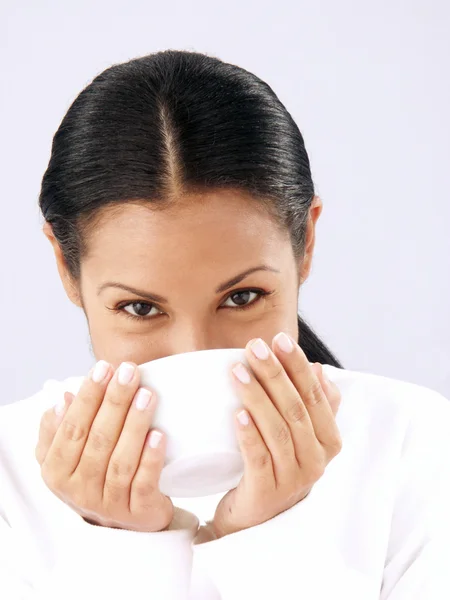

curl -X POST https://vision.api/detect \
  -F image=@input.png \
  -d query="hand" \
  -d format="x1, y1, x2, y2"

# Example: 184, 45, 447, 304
212, 333, 342, 538
35, 361, 174, 532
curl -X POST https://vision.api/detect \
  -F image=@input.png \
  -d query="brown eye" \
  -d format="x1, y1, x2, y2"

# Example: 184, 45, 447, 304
222, 290, 259, 309
122, 302, 159, 318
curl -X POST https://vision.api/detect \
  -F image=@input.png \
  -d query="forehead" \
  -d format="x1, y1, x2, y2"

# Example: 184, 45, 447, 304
83, 191, 290, 272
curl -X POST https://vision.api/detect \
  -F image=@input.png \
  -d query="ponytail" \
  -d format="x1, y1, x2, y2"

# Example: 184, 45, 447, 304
297, 315, 343, 368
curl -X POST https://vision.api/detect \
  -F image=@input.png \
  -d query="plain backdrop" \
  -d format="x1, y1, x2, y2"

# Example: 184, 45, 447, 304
1, 0, 449, 406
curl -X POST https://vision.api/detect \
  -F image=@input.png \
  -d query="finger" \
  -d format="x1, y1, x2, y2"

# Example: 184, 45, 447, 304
234, 408, 275, 490
76, 362, 141, 482
129, 428, 171, 524
104, 388, 157, 503
318, 365, 342, 417
313, 364, 342, 456
242, 338, 319, 473
246, 337, 315, 427
310, 362, 340, 417
44, 360, 114, 477
271, 333, 340, 451
231, 360, 299, 483
35, 392, 74, 465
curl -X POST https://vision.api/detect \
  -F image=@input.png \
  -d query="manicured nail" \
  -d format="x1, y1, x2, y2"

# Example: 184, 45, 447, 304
274, 332, 294, 353
91, 360, 110, 383
250, 338, 269, 360
118, 362, 135, 385
232, 363, 251, 384
134, 388, 152, 411
237, 409, 250, 426
148, 430, 162, 448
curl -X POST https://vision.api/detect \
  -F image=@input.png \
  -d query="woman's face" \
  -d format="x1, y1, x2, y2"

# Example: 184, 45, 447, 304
45, 190, 322, 370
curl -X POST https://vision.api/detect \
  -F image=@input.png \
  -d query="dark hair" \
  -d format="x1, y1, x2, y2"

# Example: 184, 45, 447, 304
38, 49, 342, 369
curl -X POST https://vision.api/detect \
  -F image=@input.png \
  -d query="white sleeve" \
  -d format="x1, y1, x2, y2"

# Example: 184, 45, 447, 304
193, 495, 370, 599
380, 390, 450, 599
0, 515, 34, 600
193, 389, 450, 600
0, 507, 199, 600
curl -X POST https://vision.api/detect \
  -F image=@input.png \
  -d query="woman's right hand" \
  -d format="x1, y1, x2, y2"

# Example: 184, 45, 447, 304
35, 360, 174, 533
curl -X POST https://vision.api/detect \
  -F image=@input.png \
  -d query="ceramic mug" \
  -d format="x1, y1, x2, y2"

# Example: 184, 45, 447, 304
137, 348, 249, 497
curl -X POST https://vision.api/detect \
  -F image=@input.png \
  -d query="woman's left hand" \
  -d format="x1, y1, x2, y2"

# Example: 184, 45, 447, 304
212, 332, 342, 538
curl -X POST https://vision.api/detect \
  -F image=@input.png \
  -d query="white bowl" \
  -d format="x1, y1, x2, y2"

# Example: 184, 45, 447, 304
137, 348, 248, 498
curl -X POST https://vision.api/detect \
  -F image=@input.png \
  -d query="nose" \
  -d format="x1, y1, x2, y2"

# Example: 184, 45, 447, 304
168, 323, 225, 356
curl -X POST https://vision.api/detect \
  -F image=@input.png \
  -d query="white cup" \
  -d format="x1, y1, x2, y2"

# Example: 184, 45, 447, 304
137, 348, 249, 498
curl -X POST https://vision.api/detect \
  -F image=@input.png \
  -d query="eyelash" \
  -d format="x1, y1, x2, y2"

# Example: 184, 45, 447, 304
108, 288, 273, 323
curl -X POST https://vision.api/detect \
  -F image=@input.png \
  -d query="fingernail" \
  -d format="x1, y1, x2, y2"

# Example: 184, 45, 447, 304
274, 332, 294, 353
134, 388, 152, 411
54, 398, 65, 416
237, 409, 250, 426
250, 338, 269, 360
118, 362, 135, 385
54, 399, 65, 416
148, 430, 162, 448
232, 363, 251, 384
91, 360, 110, 383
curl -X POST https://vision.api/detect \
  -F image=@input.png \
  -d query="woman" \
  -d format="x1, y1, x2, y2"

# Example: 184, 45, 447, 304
1, 49, 449, 600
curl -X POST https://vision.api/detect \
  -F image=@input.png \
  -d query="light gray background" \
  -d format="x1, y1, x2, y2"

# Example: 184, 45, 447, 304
1, 0, 449, 406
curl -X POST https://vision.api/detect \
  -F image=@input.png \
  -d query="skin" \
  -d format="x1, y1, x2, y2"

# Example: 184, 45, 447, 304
46, 190, 317, 364
37, 190, 342, 537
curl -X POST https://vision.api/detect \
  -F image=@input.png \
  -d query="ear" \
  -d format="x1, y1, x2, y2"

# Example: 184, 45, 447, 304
298, 195, 323, 285
42, 221, 83, 308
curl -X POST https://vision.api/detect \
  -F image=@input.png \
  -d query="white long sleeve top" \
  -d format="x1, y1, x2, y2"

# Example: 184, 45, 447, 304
1, 364, 449, 599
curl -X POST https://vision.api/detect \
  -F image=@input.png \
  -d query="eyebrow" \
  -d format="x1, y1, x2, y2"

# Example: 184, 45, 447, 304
97, 265, 280, 303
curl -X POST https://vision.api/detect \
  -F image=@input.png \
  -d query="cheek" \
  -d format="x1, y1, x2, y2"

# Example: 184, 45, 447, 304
234, 313, 298, 349
265, 299, 299, 344
90, 332, 167, 368
84, 306, 159, 366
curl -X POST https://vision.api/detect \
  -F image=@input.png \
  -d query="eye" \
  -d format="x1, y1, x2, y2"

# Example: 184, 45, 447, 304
112, 301, 161, 322
221, 289, 270, 310
108, 288, 272, 323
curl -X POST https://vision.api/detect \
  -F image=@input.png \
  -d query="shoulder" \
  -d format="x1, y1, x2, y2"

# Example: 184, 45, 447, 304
323, 363, 450, 456
323, 363, 449, 414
